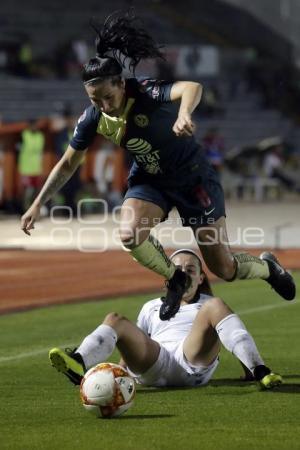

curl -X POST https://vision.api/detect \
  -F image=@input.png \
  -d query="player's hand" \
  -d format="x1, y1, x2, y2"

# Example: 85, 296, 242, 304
173, 112, 195, 137
21, 203, 41, 236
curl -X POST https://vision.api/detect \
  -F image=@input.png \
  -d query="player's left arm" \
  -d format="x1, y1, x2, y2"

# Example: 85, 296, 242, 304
170, 81, 203, 137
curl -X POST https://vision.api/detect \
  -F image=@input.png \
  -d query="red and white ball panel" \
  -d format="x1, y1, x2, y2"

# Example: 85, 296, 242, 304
80, 362, 136, 418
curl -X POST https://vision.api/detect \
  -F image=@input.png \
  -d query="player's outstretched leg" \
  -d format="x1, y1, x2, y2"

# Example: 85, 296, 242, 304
215, 313, 283, 390
159, 269, 191, 320
260, 252, 296, 301
194, 217, 295, 301
49, 348, 85, 385
186, 299, 283, 391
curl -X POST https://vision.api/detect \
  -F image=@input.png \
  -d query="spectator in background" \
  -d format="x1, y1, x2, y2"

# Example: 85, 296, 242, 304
54, 111, 82, 215
263, 144, 300, 193
201, 85, 225, 118
16, 36, 33, 77
93, 140, 123, 211
72, 39, 89, 68
54, 42, 70, 79
202, 127, 225, 174
54, 38, 89, 79
17, 119, 45, 212
156, 58, 174, 81
184, 46, 202, 80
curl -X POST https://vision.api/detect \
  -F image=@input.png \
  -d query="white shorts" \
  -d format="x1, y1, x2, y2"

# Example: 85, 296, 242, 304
128, 341, 219, 388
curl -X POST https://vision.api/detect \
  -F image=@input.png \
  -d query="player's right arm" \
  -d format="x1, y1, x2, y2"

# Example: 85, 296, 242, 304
21, 145, 86, 235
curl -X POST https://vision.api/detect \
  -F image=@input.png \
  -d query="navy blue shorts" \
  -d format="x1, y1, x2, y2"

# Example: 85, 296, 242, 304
123, 177, 226, 228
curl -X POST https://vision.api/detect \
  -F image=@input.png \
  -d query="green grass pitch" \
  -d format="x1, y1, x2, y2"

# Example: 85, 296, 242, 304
1, 274, 300, 450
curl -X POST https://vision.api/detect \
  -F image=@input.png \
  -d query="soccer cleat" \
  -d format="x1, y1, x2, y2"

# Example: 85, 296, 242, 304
253, 364, 283, 390
260, 251, 296, 301
259, 373, 283, 390
159, 269, 191, 321
49, 347, 85, 385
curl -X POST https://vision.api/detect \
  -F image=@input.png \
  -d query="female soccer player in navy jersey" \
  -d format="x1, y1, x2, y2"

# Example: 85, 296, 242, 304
21, 11, 295, 320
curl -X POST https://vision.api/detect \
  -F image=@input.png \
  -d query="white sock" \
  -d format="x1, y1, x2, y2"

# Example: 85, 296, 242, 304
215, 314, 264, 373
76, 324, 118, 370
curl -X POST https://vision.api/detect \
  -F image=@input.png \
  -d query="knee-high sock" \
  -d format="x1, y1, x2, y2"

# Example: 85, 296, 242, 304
126, 234, 176, 280
76, 324, 118, 370
233, 253, 270, 280
215, 314, 264, 373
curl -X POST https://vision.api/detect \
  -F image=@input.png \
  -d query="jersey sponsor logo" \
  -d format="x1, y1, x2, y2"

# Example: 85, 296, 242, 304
126, 138, 152, 154
126, 138, 162, 174
134, 114, 149, 128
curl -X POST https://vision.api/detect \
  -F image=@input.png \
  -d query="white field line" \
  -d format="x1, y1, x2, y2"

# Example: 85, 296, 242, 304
0, 300, 298, 365
0, 343, 75, 364
236, 301, 298, 316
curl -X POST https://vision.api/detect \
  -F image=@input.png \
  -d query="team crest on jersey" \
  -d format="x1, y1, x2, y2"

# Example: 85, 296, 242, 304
134, 114, 149, 128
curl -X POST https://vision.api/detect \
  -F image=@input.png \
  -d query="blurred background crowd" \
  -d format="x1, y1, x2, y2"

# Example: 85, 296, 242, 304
1, 0, 300, 216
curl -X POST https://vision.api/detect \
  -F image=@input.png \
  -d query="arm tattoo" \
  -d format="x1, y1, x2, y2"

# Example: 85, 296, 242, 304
38, 168, 72, 205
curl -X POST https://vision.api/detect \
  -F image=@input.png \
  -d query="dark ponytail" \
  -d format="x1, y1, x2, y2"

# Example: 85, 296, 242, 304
82, 10, 164, 84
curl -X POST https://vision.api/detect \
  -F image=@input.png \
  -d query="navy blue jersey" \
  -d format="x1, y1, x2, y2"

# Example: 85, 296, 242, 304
70, 78, 212, 188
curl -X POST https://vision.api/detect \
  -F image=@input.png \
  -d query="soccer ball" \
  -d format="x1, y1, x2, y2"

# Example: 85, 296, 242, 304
80, 362, 136, 418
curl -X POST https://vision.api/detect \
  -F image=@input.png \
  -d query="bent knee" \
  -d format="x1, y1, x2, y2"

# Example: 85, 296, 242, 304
103, 312, 127, 327
119, 228, 136, 249
199, 297, 233, 326
201, 297, 227, 314
119, 227, 150, 249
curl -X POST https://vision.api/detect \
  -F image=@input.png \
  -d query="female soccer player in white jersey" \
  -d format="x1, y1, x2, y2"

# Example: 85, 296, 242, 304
49, 249, 282, 389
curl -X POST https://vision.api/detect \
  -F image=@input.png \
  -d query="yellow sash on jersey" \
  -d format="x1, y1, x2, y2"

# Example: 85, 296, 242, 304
97, 98, 135, 145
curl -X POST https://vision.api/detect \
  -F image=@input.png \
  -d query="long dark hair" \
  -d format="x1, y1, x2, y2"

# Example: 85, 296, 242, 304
82, 10, 164, 84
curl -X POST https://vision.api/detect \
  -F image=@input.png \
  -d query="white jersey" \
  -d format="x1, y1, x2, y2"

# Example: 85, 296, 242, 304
137, 293, 212, 352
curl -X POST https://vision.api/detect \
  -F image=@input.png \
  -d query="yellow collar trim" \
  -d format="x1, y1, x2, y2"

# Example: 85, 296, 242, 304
97, 97, 135, 145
